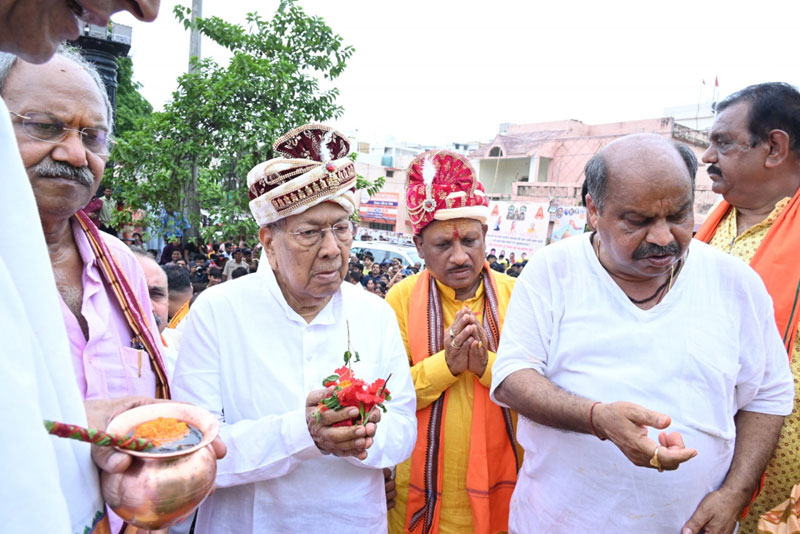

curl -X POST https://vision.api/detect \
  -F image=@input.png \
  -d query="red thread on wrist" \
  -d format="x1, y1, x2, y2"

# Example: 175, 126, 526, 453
590, 401, 606, 441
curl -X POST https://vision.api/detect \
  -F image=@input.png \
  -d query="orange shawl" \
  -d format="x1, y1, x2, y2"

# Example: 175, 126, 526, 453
404, 266, 518, 534
695, 189, 800, 355
167, 299, 191, 330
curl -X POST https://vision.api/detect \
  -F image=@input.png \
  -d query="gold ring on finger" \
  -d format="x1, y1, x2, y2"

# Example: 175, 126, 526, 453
450, 339, 460, 349
649, 446, 663, 472
449, 328, 455, 339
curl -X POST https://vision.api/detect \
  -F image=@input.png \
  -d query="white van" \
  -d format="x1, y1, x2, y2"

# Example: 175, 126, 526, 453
351, 242, 423, 269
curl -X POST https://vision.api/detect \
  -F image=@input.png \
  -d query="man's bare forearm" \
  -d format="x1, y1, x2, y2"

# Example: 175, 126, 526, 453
720, 411, 785, 507
495, 369, 695, 470
680, 411, 786, 534
494, 369, 595, 435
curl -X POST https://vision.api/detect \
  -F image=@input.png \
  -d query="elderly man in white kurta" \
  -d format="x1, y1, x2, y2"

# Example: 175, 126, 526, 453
172, 124, 417, 533
491, 134, 794, 534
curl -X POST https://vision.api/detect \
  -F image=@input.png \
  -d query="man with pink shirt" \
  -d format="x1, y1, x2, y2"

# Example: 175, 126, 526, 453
1, 47, 170, 404
0, 1, 229, 533
2, 46, 171, 534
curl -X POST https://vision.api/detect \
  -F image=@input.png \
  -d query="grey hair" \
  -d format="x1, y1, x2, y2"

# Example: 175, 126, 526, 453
584, 140, 697, 212
0, 44, 113, 134
263, 218, 286, 231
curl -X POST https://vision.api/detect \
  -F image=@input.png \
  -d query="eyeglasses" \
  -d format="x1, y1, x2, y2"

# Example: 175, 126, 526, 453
286, 221, 353, 247
9, 111, 115, 155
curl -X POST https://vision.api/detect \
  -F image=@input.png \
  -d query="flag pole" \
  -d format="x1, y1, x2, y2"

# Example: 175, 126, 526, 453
696, 79, 706, 130
713, 75, 719, 117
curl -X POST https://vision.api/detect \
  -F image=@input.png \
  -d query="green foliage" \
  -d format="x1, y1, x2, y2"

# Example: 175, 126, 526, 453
113, 56, 153, 138
357, 174, 386, 198
109, 0, 355, 241
348, 151, 386, 223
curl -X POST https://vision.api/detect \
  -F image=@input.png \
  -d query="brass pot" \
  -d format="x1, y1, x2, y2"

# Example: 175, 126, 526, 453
101, 402, 219, 530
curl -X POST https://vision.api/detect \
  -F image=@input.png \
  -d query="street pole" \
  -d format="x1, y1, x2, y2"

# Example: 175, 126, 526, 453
189, 0, 202, 73
185, 0, 203, 243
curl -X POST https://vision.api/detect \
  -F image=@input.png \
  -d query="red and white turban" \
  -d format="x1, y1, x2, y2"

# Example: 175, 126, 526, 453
406, 150, 489, 234
247, 124, 357, 226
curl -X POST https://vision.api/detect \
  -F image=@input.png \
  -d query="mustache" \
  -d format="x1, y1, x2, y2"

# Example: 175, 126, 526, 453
448, 264, 473, 273
311, 262, 343, 275
31, 158, 95, 187
632, 241, 682, 259
707, 164, 722, 176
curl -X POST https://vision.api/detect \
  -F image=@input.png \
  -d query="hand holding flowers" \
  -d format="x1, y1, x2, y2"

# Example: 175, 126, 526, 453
305, 389, 377, 460
305, 322, 391, 460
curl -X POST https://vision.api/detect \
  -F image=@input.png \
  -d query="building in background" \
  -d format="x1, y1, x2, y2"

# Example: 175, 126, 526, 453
448, 141, 481, 156
349, 113, 714, 251
353, 160, 410, 236
469, 118, 715, 226
348, 135, 426, 170
664, 101, 716, 133
349, 133, 421, 238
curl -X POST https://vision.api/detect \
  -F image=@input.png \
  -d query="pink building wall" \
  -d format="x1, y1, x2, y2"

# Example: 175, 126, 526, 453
474, 118, 716, 219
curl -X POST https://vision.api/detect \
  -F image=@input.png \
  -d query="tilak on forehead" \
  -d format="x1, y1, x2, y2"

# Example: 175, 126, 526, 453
405, 150, 489, 234
428, 220, 480, 240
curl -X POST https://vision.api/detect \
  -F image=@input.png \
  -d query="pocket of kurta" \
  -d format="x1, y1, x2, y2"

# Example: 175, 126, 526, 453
108, 346, 147, 395
679, 334, 740, 441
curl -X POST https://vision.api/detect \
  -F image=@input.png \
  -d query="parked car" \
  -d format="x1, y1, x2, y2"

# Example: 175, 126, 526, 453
351, 242, 423, 269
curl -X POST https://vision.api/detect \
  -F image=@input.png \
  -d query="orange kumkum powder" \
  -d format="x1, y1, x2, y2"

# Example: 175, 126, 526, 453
133, 417, 190, 446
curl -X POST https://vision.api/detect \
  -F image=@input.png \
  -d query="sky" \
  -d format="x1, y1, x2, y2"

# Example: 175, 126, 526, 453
113, 0, 800, 147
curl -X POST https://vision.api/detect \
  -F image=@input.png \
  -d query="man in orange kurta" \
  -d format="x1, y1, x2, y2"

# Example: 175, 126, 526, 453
695, 82, 800, 533
386, 150, 520, 534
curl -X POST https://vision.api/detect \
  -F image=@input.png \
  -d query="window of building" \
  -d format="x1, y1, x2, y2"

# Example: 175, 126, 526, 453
357, 142, 370, 153
489, 146, 503, 157
386, 170, 394, 178
367, 222, 395, 231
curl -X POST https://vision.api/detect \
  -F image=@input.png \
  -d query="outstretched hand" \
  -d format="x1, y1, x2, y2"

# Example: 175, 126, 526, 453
593, 401, 697, 471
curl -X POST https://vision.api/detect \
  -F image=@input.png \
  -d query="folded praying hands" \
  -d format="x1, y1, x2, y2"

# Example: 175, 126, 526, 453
445, 306, 489, 377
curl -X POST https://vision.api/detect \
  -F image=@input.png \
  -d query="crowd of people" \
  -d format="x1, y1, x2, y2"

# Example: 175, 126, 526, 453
345, 247, 529, 301
3, 3, 800, 534
346, 255, 419, 297
485, 249, 528, 277
124, 231, 529, 306
126, 232, 261, 292
155, 238, 261, 287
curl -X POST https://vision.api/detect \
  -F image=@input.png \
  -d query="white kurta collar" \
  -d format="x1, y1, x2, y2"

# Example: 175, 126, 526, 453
259, 262, 340, 327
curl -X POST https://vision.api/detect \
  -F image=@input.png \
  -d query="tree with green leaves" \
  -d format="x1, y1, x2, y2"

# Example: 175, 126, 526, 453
98, 55, 152, 234
113, 56, 153, 138
109, 0, 381, 243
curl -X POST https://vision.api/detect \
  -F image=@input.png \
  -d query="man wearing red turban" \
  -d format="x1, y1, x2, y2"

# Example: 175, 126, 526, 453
386, 150, 520, 534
